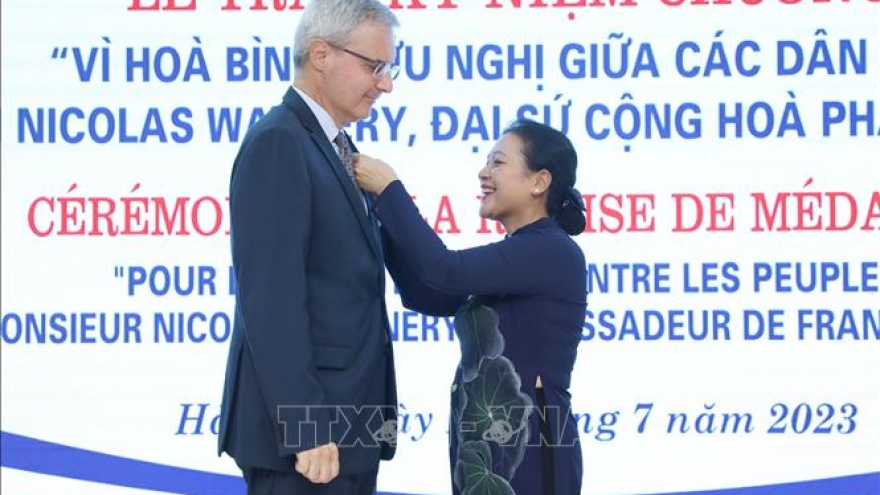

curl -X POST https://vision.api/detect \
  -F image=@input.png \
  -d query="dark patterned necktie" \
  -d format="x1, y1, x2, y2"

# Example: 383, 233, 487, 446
333, 131, 357, 187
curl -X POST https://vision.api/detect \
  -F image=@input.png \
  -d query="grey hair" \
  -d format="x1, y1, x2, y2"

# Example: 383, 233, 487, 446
293, 0, 399, 70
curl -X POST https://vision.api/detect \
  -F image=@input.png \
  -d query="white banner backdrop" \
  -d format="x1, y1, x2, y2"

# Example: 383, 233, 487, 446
2, 1, 879, 494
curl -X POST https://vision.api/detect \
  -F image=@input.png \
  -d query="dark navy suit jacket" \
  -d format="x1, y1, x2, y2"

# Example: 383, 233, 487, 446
218, 87, 397, 475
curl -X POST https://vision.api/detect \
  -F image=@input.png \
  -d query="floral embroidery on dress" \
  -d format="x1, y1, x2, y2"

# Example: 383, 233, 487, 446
450, 298, 534, 495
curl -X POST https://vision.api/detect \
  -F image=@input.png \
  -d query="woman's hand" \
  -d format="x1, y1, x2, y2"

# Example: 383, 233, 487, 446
354, 153, 398, 195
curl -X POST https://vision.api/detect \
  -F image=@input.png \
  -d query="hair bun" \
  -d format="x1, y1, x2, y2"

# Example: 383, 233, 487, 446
563, 187, 585, 211
557, 187, 586, 235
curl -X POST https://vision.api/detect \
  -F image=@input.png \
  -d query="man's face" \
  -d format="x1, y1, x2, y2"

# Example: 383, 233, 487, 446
322, 21, 395, 126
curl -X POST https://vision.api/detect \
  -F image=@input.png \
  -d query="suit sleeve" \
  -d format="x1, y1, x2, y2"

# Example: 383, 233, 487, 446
381, 227, 467, 316
374, 180, 560, 297
230, 125, 331, 458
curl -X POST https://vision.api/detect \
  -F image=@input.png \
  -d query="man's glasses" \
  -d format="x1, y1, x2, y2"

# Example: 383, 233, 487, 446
331, 44, 400, 80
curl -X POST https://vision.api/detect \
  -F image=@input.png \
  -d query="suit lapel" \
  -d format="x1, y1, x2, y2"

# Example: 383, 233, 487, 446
283, 88, 382, 262
363, 193, 386, 292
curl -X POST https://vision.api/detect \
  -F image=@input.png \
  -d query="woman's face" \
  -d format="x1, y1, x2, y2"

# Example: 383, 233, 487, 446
477, 133, 541, 227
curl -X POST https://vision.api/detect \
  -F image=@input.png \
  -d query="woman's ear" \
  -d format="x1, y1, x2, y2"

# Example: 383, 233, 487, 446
532, 169, 552, 196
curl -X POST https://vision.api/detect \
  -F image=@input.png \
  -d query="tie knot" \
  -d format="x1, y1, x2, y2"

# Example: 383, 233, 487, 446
334, 131, 349, 151
334, 131, 355, 183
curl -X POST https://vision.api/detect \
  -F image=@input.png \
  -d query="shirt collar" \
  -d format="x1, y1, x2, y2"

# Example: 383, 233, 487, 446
292, 83, 341, 144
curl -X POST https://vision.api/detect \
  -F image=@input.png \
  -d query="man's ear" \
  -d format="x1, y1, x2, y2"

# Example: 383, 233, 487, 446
309, 39, 332, 72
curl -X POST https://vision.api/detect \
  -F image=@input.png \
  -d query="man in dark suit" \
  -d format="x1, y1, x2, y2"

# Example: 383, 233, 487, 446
217, 1, 401, 493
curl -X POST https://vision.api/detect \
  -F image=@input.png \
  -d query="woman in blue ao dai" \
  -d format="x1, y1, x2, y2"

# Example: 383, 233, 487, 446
355, 119, 588, 495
